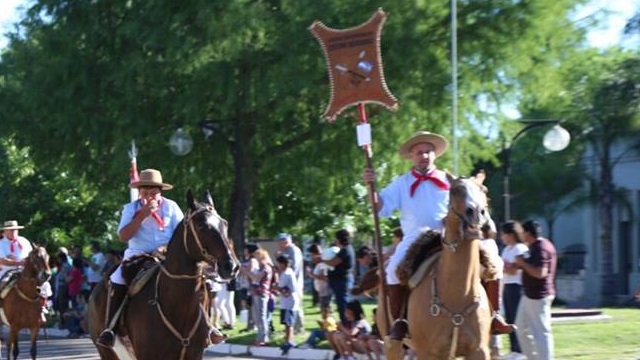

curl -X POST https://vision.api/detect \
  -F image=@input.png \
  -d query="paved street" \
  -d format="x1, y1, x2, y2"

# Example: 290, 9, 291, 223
2, 336, 254, 360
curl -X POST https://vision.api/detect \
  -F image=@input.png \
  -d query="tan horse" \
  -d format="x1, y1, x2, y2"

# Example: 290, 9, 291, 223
380, 175, 493, 360
1, 246, 51, 360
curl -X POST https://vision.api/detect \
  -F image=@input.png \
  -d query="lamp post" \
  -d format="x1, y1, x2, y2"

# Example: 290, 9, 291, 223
502, 119, 571, 221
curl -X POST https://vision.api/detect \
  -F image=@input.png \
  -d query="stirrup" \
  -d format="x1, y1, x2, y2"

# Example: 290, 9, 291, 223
389, 318, 408, 340
96, 329, 116, 348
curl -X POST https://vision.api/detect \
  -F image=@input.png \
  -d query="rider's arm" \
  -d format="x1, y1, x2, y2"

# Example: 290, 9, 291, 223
118, 211, 147, 242
0, 257, 23, 267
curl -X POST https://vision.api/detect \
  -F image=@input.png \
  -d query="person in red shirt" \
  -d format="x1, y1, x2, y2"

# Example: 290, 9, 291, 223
66, 258, 86, 308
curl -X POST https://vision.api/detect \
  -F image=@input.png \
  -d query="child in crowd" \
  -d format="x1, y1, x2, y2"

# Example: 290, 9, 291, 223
297, 306, 338, 349
331, 300, 371, 360
64, 289, 91, 338
275, 254, 300, 355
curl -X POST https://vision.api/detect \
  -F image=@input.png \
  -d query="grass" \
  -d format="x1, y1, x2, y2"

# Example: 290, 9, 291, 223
224, 295, 640, 359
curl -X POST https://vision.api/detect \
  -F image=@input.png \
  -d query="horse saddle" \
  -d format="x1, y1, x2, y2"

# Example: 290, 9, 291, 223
396, 229, 443, 288
121, 254, 161, 296
0, 269, 22, 300
350, 230, 443, 296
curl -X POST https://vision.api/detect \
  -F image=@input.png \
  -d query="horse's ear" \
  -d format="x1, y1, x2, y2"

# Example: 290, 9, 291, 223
445, 169, 456, 185
203, 190, 215, 208
186, 189, 197, 210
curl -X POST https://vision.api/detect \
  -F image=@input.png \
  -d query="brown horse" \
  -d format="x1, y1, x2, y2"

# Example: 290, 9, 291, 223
1, 246, 51, 360
379, 175, 494, 360
87, 190, 240, 360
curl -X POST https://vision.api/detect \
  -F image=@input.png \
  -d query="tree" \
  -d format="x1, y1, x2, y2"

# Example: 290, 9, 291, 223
521, 48, 640, 303
0, 0, 591, 251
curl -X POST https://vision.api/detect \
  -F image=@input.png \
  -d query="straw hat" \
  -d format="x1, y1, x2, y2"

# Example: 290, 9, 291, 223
0, 220, 24, 230
130, 169, 173, 190
398, 131, 448, 159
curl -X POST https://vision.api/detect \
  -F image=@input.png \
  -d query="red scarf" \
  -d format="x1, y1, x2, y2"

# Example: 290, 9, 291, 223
410, 168, 450, 196
135, 200, 165, 230
9, 238, 22, 253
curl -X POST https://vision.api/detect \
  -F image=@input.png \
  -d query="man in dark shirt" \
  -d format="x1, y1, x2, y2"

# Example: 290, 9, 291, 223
514, 220, 557, 360
323, 229, 355, 323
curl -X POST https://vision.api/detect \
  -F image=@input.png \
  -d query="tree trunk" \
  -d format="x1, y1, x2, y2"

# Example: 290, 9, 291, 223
599, 148, 616, 305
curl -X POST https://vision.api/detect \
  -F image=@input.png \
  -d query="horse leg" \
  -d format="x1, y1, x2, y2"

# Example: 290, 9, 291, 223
7, 328, 18, 360
29, 327, 38, 360
465, 347, 490, 360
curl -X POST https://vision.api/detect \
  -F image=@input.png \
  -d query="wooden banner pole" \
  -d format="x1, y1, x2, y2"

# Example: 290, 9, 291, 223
357, 103, 390, 334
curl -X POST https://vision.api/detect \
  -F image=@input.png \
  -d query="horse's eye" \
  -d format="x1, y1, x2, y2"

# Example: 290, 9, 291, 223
466, 208, 475, 218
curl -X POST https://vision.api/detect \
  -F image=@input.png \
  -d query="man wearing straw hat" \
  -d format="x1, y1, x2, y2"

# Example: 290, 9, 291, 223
364, 131, 515, 340
96, 169, 186, 347
363, 131, 449, 340
0, 220, 34, 280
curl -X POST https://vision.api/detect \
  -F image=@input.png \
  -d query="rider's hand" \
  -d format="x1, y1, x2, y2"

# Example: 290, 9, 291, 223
139, 197, 159, 217
363, 168, 376, 183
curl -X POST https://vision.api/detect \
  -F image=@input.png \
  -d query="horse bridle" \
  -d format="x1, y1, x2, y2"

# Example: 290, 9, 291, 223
441, 183, 486, 252
183, 206, 233, 274
13, 249, 50, 303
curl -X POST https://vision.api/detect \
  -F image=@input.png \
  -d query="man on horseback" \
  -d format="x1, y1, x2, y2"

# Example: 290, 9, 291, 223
0, 220, 33, 279
363, 131, 514, 341
96, 169, 227, 348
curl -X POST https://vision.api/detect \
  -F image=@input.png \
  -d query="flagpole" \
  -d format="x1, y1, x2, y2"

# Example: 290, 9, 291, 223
357, 103, 390, 334
128, 140, 139, 202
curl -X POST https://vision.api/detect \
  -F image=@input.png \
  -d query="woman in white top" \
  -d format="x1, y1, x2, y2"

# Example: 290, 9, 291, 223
500, 220, 530, 357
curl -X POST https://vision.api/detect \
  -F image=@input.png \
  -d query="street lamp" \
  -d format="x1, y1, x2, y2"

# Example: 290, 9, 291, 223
502, 119, 571, 221
169, 127, 194, 156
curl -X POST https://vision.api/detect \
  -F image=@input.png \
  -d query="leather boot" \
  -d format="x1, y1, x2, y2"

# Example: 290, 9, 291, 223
96, 284, 128, 348
483, 280, 516, 335
208, 326, 228, 345
387, 284, 408, 340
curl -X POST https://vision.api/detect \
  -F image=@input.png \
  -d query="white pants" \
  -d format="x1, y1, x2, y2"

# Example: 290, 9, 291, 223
216, 286, 236, 326
385, 231, 421, 284
516, 295, 555, 360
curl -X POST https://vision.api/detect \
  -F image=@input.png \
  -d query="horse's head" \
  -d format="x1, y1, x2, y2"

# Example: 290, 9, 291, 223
182, 189, 240, 281
25, 246, 52, 285
444, 173, 493, 249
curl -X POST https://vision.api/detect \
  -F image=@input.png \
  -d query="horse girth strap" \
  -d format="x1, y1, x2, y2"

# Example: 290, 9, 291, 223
429, 272, 480, 326
151, 271, 205, 360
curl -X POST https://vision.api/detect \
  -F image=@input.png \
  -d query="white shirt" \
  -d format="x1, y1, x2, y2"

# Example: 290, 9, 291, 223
278, 267, 300, 311
379, 169, 449, 243
87, 252, 107, 283
501, 243, 529, 284
0, 235, 34, 278
118, 197, 184, 253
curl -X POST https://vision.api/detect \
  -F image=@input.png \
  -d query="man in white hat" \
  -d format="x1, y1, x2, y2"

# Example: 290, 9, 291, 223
96, 169, 186, 347
363, 131, 449, 340
0, 220, 34, 280
364, 131, 514, 340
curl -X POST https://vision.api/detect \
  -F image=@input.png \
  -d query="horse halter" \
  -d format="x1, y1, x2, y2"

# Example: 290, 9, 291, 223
181, 205, 232, 275
441, 179, 488, 252
27, 248, 51, 285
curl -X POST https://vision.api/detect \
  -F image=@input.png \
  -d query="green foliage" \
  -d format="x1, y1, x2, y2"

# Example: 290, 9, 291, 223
0, 0, 593, 248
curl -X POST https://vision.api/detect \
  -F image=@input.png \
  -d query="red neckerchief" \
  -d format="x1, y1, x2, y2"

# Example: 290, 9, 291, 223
410, 168, 450, 196
9, 238, 22, 253
134, 199, 165, 230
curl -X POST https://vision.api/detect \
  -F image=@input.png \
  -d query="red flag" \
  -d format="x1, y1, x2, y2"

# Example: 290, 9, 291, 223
129, 141, 139, 202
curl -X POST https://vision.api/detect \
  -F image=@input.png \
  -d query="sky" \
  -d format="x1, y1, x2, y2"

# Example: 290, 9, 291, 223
1, 0, 638, 49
